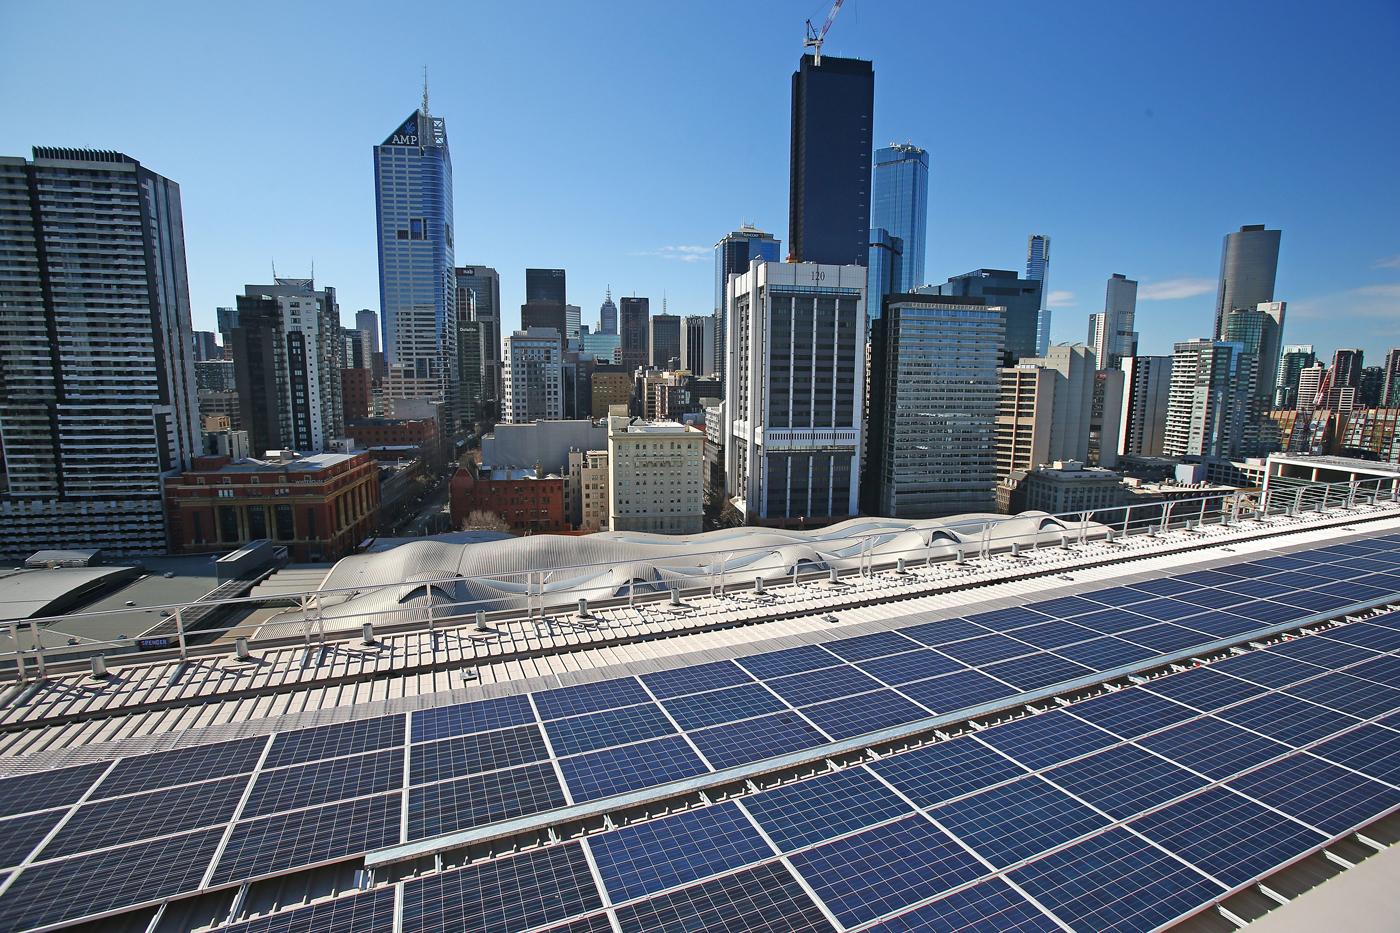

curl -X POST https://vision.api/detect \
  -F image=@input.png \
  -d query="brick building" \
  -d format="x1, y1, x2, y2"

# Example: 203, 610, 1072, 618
164, 451, 379, 563
345, 418, 438, 452
450, 462, 566, 534
342, 368, 372, 421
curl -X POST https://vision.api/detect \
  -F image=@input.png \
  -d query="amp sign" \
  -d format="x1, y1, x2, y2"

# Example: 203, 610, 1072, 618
383, 114, 420, 147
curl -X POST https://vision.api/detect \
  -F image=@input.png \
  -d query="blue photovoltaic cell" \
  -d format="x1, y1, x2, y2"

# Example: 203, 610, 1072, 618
868, 876, 1061, 933
1351, 655, 1400, 687
824, 630, 921, 662
410, 725, 548, 785
1122, 623, 1216, 655
1051, 636, 1159, 671
1250, 555, 1316, 572
800, 690, 931, 740
737, 645, 842, 680
533, 678, 652, 721
1321, 622, 1400, 654
789, 816, 985, 927
1029, 595, 1104, 618
1071, 608, 1160, 636
1227, 754, 1400, 836
402, 842, 603, 933
535, 917, 614, 933
640, 660, 753, 699
982, 653, 1095, 692
589, 801, 771, 902
936, 633, 1035, 666
765, 665, 884, 707
412, 695, 536, 743
1173, 589, 1251, 613
901, 618, 992, 647
962, 606, 1049, 631
408, 763, 565, 840
244, 749, 401, 819
1272, 590, 1359, 615
47, 774, 248, 859
1125, 577, 1201, 597
689, 713, 830, 770
544, 703, 677, 757
216, 887, 397, 933
1067, 689, 1198, 740
213, 794, 400, 884
1218, 578, 1289, 599
932, 775, 1110, 868
0, 762, 108, 819
1137, 717, 1292, 780
1327, 582, 1393, 602
1130, 785, 1326, 888
662, 682, 789, 731
263, 715, 405, 770
743, 767, 910, 852
1189, 612, 1273, 637
899, 669, 1019, 713
1176, 570, 1242, 587
1226, 602, 1307, 626
1011, 620, 1098, 650
872, 736, 1029, 808
100, 736, 267, 797
1312, 725, 1400, 784
1007, 828, 1226, 933
1083, 586, 1155, 607
1286, 571, 1346, 590
1215, 694, 1359, 745
1210, 651, 1326, 689
857, 649, 965, 685
613, 860, 835, 933
0, 810, 63, 870
1123, 598, 1212, 622
1142, 667, 1269, 711
1285, 672, 1400, 719
0, 827, 223, 933
976, 710, 1117, 771
559, 735, 709, 801
1045, 745, 1209, 819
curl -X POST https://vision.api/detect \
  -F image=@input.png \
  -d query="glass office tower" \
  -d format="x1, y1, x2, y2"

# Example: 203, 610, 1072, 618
1026, 235, 1051, 357
713, 225, 781, 395
867, 228, 903, 315
374, 104, 455, 420
1214, 224, 1280, 340
871, 143, 927, 292
790, 55, 874, 267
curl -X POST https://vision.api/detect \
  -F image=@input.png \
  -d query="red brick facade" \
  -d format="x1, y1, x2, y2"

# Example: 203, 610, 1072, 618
345, 418, 437, 451
341, 368, 371, 421
450, 467, 566, 534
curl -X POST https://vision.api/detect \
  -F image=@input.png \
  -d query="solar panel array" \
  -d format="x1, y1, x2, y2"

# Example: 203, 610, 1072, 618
3, 534, 1400, 932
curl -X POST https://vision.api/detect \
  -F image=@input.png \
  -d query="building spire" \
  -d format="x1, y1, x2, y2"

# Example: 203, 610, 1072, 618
606, 285, 611, 301
421, 65, 429, 116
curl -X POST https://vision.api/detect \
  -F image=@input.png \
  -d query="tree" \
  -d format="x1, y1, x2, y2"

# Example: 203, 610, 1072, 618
460, 509, 511, 533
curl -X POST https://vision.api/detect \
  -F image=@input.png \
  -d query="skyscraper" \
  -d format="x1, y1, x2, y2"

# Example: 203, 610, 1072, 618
618, 296, 649, 372
192, 331, 221, 362
1222, 301, 1286, 403
1117, 356, 1174, 457
789, 55, 874, 267
1026, 235, 1052, 357
726, 262, 866, 524
866, 228, 902, 312
680, 314, 717, 377
521, 301, 568, 340
1163, 339, 1256, 458
0, 148, 200, 557
1331, 348, 1364, 389
1087, 274, 1139, 371
374, 97, 455, 421
1275, 344, 1317, 408
525, 268, 567, 305
1383, 349, 1400, 408
932, 269, 1043, 365
454, 267, 500, 361
871, 143, 928, 292
1358, 366, 1385, 409
599, 287, 618, 335
503, 329, 563, 423
649, 313, 681, 369
714, 225, 781, 392
1214, 224, 1281, 339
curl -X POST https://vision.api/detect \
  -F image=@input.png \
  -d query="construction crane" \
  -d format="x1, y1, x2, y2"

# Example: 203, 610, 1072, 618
804, 0, 846, 65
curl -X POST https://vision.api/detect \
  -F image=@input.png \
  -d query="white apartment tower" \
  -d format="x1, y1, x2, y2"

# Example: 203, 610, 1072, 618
1088, 273, 1139, 371
1118, 356, 1174, 457
503, 328, 563, 423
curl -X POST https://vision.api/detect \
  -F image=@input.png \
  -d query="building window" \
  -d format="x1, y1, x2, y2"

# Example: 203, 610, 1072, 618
248, 505, 267, 540
276, 504, 295, 540
219, 505, 240, 543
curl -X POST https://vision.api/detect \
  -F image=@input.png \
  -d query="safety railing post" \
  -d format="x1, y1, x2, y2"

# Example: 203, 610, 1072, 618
9, 622, 23, 682
300, 595, 311, 646
31, 623, 44, 679
1160, 501, 1172, 534
1321, 484, 1329, 511
175, 608, 188, 661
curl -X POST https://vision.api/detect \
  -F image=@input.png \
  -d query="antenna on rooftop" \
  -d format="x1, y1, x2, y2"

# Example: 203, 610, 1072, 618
422, 65, 429, 116
271, 258, 277, 279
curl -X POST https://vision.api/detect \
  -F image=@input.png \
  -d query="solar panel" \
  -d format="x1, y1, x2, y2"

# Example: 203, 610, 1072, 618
0, 810, 62, 871
931, 775, 1110, 868
1051, 636, 1159, 671
544, 703, 677, 757
1264, 636, 1380, 669
976, 711, 1117, 772
640, 659, 753, 699
961, 606, 1049, 631
736, 645, 841, 680
1271, 590, 1360, 615
410, 725, 549, 786
1027, 595, 1104, 618
1009, 620, 1099, 650
868, 876, 1062, 933
1125, 597, 1217, 621
263, 715, 404, 770
1006, 828, 1226, 933
214, 886, 397, 933
0, 827, 223, 933
1227, 754, 1400, 835
1136, 716, 1293, 780
822, 630, 922, 662
1045, 744, 1209, 819
1217, 578, 1288, 599
900, 618, 992, 647
0, 762, 108, 819
212, 794, 400, 884
1082, 586, 1156, 608
401, 842, 603, 933
1209, 651, 1326, 689
1142, 667, 1269, 711
412, 695, 536, 743
612, 860, 835, 933
898, 669, 1019, 713
1125, 577, 1201, 597
1350, 654, 1400, 686
981, 652, 1095, 692
743, 766, 910, 852
1312, 725, 1400, 784
43, 774, 248, 859
1175, 570, 1241, 587
589, 801, 772, 902
1284, 672, 1400, 719
764, 665, 884, 708
1173, 589, 1250, 612
243, 749, 402, 819
688, 713, 829, 770
788, 816, 985, 927
100, 736, 267, 797
559, 735, 708, 801
1249, 555, 1317, 572
856, 649, 965, 685
1122, 623, 1216, 655
800, 690, 931, 740
534, 916, 614, 933
1320, 622, 1400, 654
409, 763, 564, 839
1070, 608, 1161, 636
661, 682, 789, 731
1066, 689, 1198, 740
1212, 562, 1280, 579
1129, 785, 1326, 888
532, 678, 652, 721
1214, 694, 1358, 746
935, 633, 1036, 666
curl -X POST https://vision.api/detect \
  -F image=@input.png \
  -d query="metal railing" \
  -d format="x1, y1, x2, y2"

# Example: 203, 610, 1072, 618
1, 477, 1394, 684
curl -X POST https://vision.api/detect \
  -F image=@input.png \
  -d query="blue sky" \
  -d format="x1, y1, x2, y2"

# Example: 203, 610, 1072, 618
2, 1, 1397, 363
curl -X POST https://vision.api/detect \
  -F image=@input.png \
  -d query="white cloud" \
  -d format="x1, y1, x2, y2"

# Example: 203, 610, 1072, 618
1137, 277, 1217, 300
1372, 255, 1400, 269
632, 246, 708, 262
1290, 283, 1400, 321
1047, 290, 1076, 307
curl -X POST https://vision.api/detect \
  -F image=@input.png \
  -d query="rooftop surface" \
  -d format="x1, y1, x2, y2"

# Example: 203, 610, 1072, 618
0, 496, 1398, 932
